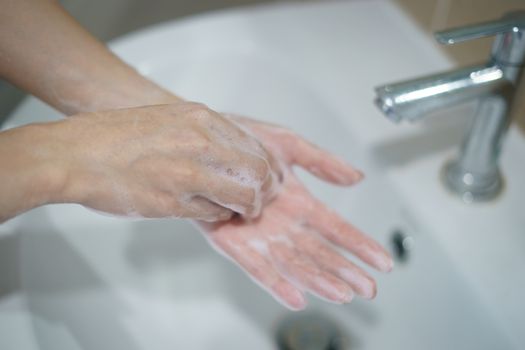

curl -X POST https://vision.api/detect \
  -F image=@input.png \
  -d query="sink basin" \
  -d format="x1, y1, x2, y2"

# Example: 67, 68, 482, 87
1, 1, 523, 349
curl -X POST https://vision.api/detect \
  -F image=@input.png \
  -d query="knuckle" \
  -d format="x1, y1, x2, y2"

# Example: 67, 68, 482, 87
190, 130, 213, 152
188, 103, 215, 122
172, 162, 201, 187
250, 157, 271, 183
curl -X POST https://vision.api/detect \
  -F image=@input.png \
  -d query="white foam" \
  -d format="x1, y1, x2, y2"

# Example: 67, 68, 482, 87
247, 238, 269, 256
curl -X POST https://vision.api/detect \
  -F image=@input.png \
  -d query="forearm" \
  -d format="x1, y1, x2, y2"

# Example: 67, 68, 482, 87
0, 0, 180, 115
0, 123, 66, 222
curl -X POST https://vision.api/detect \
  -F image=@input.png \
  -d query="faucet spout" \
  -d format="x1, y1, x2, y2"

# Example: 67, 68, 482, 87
374, 64, 507, 123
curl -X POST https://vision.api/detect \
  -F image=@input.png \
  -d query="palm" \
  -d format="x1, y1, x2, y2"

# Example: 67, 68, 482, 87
198, 117, 392, 310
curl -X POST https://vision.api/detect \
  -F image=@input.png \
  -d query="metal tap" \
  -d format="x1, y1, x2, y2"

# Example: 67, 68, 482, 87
374, 11, 525, 202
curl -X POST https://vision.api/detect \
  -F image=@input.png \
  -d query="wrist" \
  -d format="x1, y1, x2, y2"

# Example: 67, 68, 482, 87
27, 119, 98, 207
57, 72, 183, 115
0, 122, 70, 220
19, 123, 70, 204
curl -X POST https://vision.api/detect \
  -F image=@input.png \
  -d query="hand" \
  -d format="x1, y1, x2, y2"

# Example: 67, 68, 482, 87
198, 117, 393, 310
49, 103, 281, 221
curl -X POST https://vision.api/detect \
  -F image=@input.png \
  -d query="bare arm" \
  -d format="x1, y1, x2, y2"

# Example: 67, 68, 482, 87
0, 0, 179, 114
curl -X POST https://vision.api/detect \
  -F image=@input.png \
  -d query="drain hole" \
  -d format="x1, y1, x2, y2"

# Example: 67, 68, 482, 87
275, 311, 349, 350
390, 229, 414, 263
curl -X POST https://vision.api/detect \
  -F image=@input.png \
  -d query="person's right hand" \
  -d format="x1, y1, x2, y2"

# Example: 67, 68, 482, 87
44, 103, 281, 221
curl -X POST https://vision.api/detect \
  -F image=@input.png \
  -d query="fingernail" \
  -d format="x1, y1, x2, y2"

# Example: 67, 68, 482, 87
339, 168, 364, 186
343, 289, 354, 303
330, 169, 363, 186
353, 170, 364, 182
378, 255, 394, 273
361, 279, 377, 299
276, 284, 306, 311
339, 269, 376, 299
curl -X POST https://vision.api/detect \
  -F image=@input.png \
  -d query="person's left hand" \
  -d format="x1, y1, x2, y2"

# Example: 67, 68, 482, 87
197, 116, 393, 310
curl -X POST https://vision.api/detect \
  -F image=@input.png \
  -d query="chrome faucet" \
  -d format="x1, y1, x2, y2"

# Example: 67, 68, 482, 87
374, 12, 525, 202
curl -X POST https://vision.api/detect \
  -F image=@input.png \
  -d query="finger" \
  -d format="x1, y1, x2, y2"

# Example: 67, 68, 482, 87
257, 155, 283, 209
291, 231, 377, 299
183, 196, 233, 221
206, 233, 307, 310
269, 240, 354, 304
231, 118, 362, 186
307, 200, 393, 272
196, 165, 259, 217
281, 132, 363, 186
265, 150, 284, 185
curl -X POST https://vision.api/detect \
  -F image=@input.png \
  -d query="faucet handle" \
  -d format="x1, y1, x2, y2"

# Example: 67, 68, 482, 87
435, 11, 525, 45
434, 11, 525, 67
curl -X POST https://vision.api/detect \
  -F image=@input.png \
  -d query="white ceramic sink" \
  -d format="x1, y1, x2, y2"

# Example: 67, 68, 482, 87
1, 1, 523, 349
